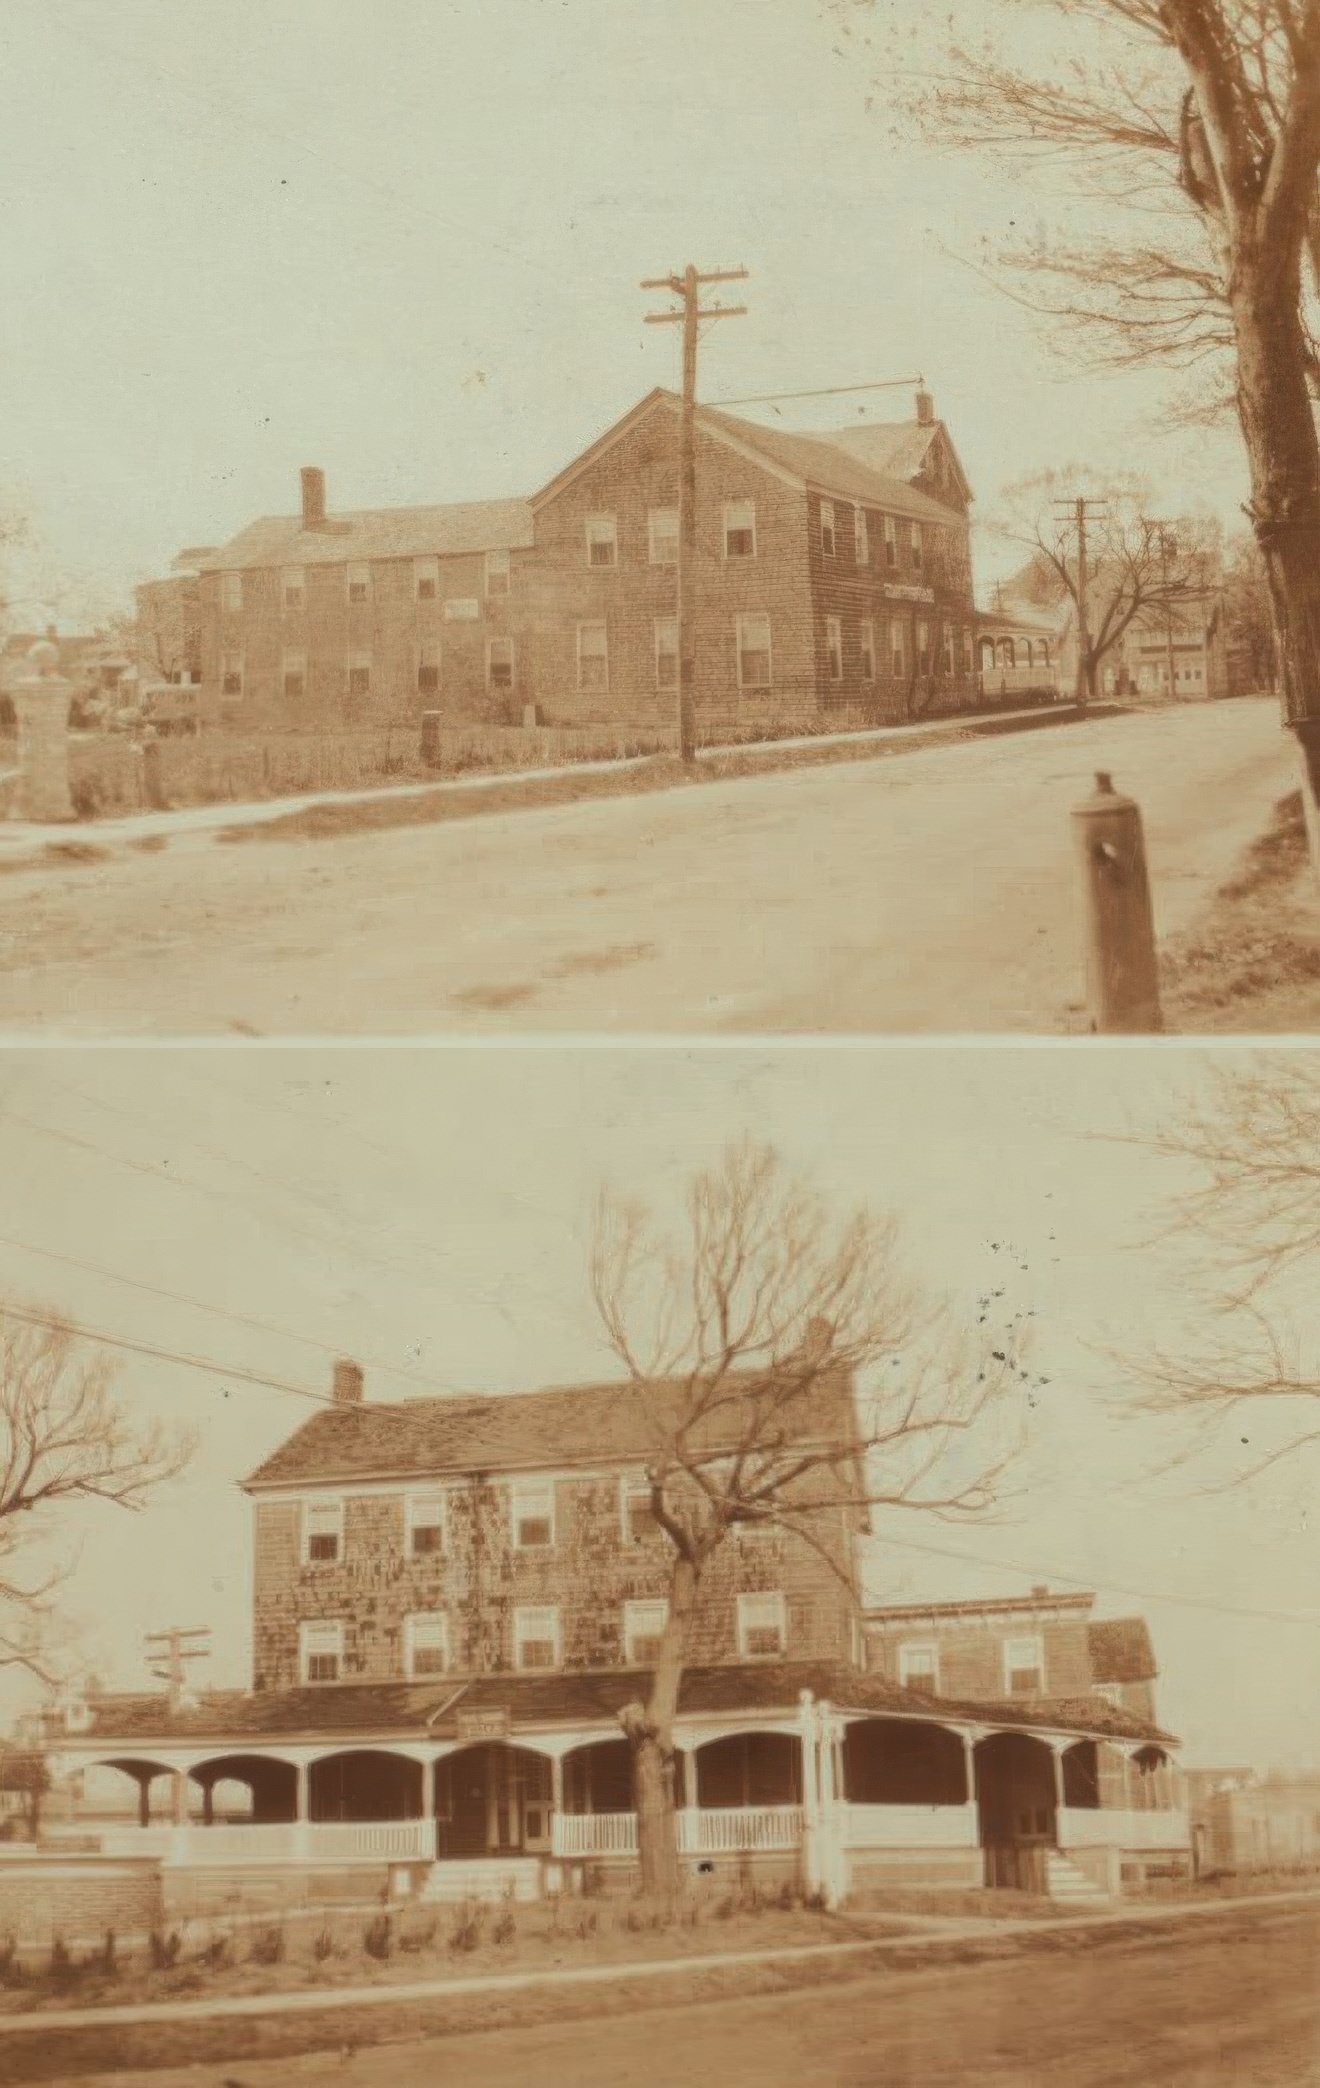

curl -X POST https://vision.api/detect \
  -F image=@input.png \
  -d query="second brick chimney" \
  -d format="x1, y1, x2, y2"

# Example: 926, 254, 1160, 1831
300, 466, 327, 531
915, 389, 935, 427
332, 1357, 364, 1405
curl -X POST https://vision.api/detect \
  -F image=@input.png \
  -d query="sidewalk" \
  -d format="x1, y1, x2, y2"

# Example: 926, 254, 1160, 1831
0, 703, 1079, 870
1, 1883, 1313, 2038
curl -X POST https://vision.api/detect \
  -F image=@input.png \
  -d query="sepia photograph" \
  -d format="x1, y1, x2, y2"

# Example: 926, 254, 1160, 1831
0, 1045, 1316, 2084
3, 0, 1320, 2081
0, 0, 1317, 1038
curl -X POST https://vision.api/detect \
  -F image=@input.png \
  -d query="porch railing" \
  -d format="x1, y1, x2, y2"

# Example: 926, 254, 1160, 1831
678, 1806, 804, 1854
1057, 1807, 1190, 1853
553, 1812, 638, 1858
97, 1819, 435, 1866
840, 1802, 980, 1850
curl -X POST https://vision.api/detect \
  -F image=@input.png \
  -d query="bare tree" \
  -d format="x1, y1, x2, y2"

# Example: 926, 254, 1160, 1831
834, 0, 1320, 850
997, 472, 1218, 699
0, 1309, 192, 1685
1223, 528, 1280, 688
1131, 1057, 1320, 1478
589, 1140, 1027, 1901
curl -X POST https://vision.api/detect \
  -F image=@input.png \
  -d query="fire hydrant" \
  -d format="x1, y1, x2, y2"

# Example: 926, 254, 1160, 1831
1071, 770, 1163, 1034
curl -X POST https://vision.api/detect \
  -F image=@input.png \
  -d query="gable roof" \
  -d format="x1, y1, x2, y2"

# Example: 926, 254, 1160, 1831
243, 1367, 857, 1491
532, 390, 964, 528
812, 421, 973, 506
1088, 1617, 1157, 1684
200, 497, 534, 575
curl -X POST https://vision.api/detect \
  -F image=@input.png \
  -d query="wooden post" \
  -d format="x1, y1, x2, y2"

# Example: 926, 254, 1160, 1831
1072, 771, 1163, 1033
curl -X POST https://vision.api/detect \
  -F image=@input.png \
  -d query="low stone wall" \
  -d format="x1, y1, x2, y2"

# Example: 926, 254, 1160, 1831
161, 1861, 394, 1922
0, 1849, 162, 1947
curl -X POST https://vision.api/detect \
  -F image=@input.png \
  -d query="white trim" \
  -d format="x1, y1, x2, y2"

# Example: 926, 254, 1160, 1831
298, 1618, 344, 1685
576, 619, 609, 692
301, 1496, 344, 1567
736, 613, 772, 691
405, 1489, 446, 1556
736, 1590, 787, 1658
723, 499, 758, 559
1003, 1633, 1047, 1696
514, 1604, 561, 1670
403, 1610, 450, 1680
584, 513, 618, 568
414, 555, 440, 602
623, 1598, 669, 1664
511, 1476, 556, 1550
345, 561, 372, 604
897, 1641, 940, 1691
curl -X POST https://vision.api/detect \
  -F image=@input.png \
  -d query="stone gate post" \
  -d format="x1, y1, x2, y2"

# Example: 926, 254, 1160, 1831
9, 639, 74, 822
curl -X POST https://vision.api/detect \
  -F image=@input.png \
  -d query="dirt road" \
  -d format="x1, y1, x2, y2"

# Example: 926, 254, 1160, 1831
47, 1901, 1320, 2087
0, 700, 1294, 1035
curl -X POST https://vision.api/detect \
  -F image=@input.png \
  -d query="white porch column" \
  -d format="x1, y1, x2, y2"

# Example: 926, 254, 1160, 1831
797, 1692, 821, 1900
674, 1742, 697, 1854
817, 1701, 844, 1908
1049, 1739, 1068, 1818
293, 1759, 312, 1862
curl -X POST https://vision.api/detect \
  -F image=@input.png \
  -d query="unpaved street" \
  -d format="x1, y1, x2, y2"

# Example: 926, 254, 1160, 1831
0, 700, 1294, 1035
43, 1902, 1320, 2087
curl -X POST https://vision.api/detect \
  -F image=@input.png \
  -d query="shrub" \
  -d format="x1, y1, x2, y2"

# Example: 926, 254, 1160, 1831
71, 775, 104, 822
312, 1925, 336, 1962
48, 1937, 76, 1986
398, 1918, 436, 1954
149, 1928, 181, 1971
492, 1906, 516, 1945
203, 1932, 232, 1969
248, 1925, 286, 1966
362, 1913, 393, 1961
777, 1879, 800, 1912
448, 1901, 484, 1955
575, 1908, 598, 1941
98, 1929, 118, 1976
582, 1861, 605, 1899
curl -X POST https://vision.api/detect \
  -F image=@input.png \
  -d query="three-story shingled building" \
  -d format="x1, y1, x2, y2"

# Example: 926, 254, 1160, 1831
54, 1359, 1188, 1909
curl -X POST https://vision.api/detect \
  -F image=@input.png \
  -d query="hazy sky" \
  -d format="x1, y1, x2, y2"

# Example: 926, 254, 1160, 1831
2, 1043, 1316, 1770
0, 0, 1248, 626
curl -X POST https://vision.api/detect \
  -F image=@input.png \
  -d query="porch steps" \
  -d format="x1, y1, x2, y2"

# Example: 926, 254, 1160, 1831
418, 1857, 543, 1905
1044, 1851, 1111, 1905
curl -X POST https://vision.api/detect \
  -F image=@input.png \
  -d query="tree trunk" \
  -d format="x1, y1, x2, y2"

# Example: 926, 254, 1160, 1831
623, 1552, 699, 1904
1231, 252, 1320, 869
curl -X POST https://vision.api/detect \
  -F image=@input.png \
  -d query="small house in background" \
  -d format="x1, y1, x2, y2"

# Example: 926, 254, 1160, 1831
1187, 1770, 1320, 1877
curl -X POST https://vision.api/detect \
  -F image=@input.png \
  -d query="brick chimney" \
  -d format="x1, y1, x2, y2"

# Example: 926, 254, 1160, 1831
300, 466, 327, 531
332, 1357, 364, 1405
1031, 1583, 1049, 1599
915, 389, 935, 427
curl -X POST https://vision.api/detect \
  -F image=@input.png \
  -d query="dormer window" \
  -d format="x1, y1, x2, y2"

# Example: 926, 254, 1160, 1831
737, 1590, 786, 1658
303, 1498, 344, 1566
300, 1620, 343, 1684
512, 1478, 555, 1549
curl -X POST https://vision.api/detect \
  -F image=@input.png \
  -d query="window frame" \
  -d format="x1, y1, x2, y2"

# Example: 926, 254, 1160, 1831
511, 1477, 556, 1551
623, 1599, 669, 1666
584, 513, 618, 569
346, 561, 372, 606
486, 635, 514, 691
416, 637, 441, 696
860, 619, 876, 683
883, 515, 898, 569
406, 1491, 446, 1557
653, 616, 678, 692
825, 614, 843, 684
404, 1610, 450, 1680
897, 1641, 940, 1691
1003, 1633, 1046, 1696
820, 500, 837, 559
736, 613, 772, 691
219, 571, 243, 615
736, 1589, 787, 1659
302, 1496, 344, 1567
414, 556, 440, 603
282, 647, 307, 701
648, 507, 679, 566
281, 567, 305, 612
514, 1604, 561, 1671
485, 547, 511, 597
621, 1475, 658, 1545
910, 522, 923, 572
890, 622, 906, 680
576, 619, 610, 693
723, 500, 757, 560
855, 505, 869, 566
299, 1619, 344, 1686
347, 648, 372, 698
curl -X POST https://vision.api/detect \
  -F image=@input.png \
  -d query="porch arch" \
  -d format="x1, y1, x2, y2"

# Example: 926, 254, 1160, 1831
190, 1752, 299, 1825
308, 1749, 423, 1824
96, 1756, 180, 1827
973, 1730, 1058, 1873
436, 1741, 553, 1860
562, 1737, 689, 1814
692, 1729, 801, 1808
841, 1718, 969, 1807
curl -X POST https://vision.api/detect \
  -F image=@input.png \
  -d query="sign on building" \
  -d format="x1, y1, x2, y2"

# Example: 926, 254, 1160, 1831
443, 599, 481, 621
455, 1706, 511, 1743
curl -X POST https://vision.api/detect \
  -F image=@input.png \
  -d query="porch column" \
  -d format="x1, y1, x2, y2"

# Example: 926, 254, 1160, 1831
961, 1729, 981, 1828
797, 1692, 821, 1899
202, 1777, 214, 1827
1049, 1740, 1068, 1818
550, 1753, 564, 1822
420, 1757, 436, 1825
674, 1742, 697, 1853
137, 1771, 152, 1829
817, 1702, 843, 1908
293, 1759, 312, 1861
170, 1769, 190, 1826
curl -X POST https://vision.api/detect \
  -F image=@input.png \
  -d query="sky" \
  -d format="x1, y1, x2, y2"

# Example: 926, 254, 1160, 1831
0, 0, 1250, 628
1, 1042, 1317, 1771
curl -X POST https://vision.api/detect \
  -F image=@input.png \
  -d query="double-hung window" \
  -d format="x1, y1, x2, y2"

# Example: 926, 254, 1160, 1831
654, 618, 678, 690
407, 1492, 445, 1556
737, 1590, 787, 1658
723, 501, 756, 558
585, 514, 618, 568
346, 561, 372, 605
414, 556, 439, 602
512, 1478, 555, 1549
577, 620, 609, 692
648, 507, 679, 565
405, 1612, 449, 1679
624, 1600, 668, 1665
300, 1620, 343, 1684
1004, 1635, 1045, 1696
736, 614, 772, 689
515, 1605, 560, 1670
826, 616, 843, 683
303, 1498, 343, 1565
898, 1642, 939, 1691
820, 500, 837, 558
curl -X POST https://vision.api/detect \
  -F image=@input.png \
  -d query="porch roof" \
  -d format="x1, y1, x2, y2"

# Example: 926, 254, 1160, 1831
62, 1661, 1174, 1752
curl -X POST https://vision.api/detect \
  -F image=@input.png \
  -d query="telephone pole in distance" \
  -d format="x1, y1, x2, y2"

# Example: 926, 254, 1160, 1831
1054, 495, 1108, 710
642, 265, 748, 762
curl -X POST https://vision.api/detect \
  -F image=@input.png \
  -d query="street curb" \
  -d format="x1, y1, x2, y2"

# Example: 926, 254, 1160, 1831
1, 1885, 1316, 2037
0, 703, 1085, 873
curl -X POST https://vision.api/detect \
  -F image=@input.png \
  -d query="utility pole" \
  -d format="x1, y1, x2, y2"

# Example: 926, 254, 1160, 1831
1054, 495, 1108, 711
145, 1626, 211, 1706
642, 265, 748, 762
1149, 521, 1180, 701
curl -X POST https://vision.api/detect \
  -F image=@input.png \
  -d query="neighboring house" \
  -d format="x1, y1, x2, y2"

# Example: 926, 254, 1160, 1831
1191, 1772, 1320, 1877
157, 386, 1001, 739
1056, 588, 1232, 702
51, 1360, 1188, 1908
135, 547, 212, 687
